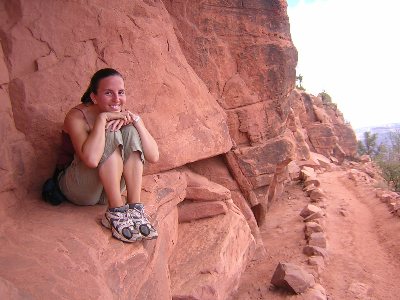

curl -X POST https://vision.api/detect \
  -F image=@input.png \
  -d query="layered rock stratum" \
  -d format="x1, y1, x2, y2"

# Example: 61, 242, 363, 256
0, 0, 357, 299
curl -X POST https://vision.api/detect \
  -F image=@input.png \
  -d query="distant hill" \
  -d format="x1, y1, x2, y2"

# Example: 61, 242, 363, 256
355, 123, 400, 145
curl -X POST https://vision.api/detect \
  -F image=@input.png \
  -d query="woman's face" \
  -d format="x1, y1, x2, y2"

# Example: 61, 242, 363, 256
91, 75, 126, 112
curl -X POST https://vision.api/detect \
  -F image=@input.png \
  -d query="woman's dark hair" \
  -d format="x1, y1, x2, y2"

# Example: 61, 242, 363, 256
81, 68, 123, 104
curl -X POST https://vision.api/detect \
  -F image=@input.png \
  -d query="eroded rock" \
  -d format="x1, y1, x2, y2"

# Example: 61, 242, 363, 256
310, 188, 326, 202
308, 232, 327, 248
170, 209, 255, 300
271, 262, 315, 294
305, 222, 324, 238
303, 246, 328, 258
178, 200, 228, 223
300, 204, 323, 219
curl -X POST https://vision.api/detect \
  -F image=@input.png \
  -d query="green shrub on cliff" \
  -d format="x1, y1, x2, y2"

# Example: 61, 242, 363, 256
364, 130, 400, 192
296, 74, 305, 90
357, 131, 382, 158
319, 90, 332, 103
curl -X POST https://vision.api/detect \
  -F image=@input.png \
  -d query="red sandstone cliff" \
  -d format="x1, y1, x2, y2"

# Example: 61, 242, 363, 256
0, 1, 356, 299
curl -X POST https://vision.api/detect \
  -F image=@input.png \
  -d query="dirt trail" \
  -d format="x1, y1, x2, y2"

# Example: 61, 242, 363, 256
235, 170, 400, 299
319, 170, 400, 299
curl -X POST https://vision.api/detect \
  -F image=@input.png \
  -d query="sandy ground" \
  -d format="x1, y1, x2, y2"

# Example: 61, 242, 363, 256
234, 170, 400, 299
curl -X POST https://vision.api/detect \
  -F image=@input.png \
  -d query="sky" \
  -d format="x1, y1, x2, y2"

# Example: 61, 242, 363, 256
287, 0, 400, 129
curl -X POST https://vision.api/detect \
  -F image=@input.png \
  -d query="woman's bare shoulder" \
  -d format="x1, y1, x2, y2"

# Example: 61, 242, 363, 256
64, 104, 92, 132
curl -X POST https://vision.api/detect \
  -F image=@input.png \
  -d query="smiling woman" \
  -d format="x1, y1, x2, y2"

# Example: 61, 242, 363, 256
56, 68, 160, 243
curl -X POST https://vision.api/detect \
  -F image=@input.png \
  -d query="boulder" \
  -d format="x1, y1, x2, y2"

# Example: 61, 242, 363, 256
309, 188, 326, 202
308, 232, 327, 248
184, 170, 231, 202
304, 222, 324, 238
300, 204, 323, 219
389, 202, 400, 213
380, 192, 399, 204
270, 262, 315, 294
304, 177, 321, 188
303, 246, 328, 258
308, 256, 325, 270
300, 166, 317, 181
304, 211, 325, 222
170, 209, 255, 300
303, 184, 317, 195
178, 200, 228, 223
306, 124, 338, 158
309, 152, 332, 169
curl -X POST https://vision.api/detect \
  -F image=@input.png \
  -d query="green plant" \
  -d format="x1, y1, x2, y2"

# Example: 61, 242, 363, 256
318, 90, 332, 103
377, 160, 400, 191
375, 130, 400, 192
357, 131, 382, 158
296, 74, 305, 90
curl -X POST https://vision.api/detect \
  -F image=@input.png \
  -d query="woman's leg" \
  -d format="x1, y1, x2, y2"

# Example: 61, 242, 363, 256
120, 125, 145, 203
123, 151, 143, 204
98, 147, 125, 208
120, 125, 158, 239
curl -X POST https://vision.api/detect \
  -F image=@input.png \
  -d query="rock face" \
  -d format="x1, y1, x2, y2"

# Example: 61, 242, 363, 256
0, 0, 357, 299
163, 0, 298, 221
288, 89, 357, 161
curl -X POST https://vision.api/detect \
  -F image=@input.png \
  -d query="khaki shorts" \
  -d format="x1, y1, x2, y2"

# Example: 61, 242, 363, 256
58, 125, 144, 206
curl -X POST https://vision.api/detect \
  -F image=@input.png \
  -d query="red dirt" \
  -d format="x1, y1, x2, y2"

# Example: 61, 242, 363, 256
234, 170, 400, 299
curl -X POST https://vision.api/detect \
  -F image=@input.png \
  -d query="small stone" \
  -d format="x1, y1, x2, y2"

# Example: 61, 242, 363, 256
300, 167, 317, 181
380, 193, 394, 204
304, 222, 324, 238
304, 177, 321, 187
304, 211, 325, 222
303, 246, 328, 258
300, 204, 323, 219
308, 256, 325, 269
304, 184, 317, 195
310, 188, 326, 202
388, 202, 400, 212
271, 262, 315, 294
308, 232, 327, 248
359, 155, 371, 162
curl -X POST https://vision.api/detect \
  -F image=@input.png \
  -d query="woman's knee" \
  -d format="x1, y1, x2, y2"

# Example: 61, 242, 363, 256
120, 125, 145, 163
99, 147, 123, 169
120, 124, 139, 140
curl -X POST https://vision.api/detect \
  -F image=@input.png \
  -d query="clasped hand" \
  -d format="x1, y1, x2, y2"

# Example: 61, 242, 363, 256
104, 110, 140, 132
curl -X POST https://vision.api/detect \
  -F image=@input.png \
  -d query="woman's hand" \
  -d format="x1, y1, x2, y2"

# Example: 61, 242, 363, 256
106, 119, 125, 131
100, 111, 127, 132
125, 110, 141, 126
102, 111, 141, 132
101, 111, 129, 122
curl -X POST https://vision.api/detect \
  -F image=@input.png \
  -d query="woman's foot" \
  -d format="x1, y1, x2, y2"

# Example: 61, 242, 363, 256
101, 205, 142, 242
128, 203, 158, 240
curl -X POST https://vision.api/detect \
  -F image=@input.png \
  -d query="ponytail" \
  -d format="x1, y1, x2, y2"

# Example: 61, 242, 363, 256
81, 87, 93, 104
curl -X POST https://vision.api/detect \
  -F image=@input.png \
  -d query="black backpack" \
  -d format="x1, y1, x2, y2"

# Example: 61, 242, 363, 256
42, 168, 67, 205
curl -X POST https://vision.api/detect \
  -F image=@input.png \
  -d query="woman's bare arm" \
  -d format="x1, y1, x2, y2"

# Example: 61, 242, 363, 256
132, 117, 159, 163
64, 110, 107, 168
64, 110, 129, 168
